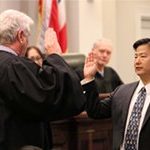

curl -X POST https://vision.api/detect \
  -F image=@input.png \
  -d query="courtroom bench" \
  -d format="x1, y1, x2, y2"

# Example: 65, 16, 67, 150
51, 112, 112, 150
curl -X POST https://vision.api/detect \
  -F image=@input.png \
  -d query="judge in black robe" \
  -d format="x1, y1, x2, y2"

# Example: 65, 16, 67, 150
0, 48, 86, 150
0, 9, 86, 150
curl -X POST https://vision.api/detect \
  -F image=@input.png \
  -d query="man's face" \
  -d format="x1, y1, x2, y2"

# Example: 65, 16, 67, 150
93, 42, 112, 67
134, 44, 150, 79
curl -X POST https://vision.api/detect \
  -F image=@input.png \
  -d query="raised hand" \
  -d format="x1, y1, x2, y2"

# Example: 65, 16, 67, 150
44, 28, 62, 55
83, 51, 97, 81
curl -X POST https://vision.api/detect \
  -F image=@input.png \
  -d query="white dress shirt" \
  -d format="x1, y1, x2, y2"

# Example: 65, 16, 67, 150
0, 45, 17, 55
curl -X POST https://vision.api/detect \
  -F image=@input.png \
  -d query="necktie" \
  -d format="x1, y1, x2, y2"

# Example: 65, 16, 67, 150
96, 72, 103, 79
124, 87, 146, 150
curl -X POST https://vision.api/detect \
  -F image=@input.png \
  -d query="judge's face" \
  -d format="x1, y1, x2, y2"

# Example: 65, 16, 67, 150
93, 42, 112, 67
134, 44, 150, 80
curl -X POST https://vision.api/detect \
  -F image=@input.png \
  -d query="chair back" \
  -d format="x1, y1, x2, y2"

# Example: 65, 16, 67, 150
62, 53, 85, 70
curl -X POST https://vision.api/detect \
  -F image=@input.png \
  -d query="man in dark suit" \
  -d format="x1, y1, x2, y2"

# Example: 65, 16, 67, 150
82, 38, 150, 150
76, 38, 123, 98
0, 9, 86, 150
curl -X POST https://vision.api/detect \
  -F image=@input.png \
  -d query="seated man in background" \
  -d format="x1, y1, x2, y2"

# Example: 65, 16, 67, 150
76, 38, 123, 98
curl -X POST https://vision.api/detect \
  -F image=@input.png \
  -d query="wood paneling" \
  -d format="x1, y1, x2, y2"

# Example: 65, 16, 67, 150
51, 112, 112, 150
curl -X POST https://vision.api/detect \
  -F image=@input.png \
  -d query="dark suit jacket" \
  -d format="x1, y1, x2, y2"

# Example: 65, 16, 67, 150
0, 51, 86, 150
83, 80, 150, 150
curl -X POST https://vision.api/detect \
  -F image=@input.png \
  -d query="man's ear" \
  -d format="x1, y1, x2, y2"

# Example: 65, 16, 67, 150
17, 30, 24, 43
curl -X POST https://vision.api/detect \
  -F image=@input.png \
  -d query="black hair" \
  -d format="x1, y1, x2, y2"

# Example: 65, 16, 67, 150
133, 38, 150, 50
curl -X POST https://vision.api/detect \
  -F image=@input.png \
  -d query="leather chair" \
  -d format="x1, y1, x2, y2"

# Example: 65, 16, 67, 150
62, 53, 85, 70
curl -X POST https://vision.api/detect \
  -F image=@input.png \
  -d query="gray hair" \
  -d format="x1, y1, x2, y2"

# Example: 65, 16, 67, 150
92, 38, 113, 50
0, 9, 34, 45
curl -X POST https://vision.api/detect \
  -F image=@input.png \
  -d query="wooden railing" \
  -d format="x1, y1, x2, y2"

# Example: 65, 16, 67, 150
51, 112, 112, 150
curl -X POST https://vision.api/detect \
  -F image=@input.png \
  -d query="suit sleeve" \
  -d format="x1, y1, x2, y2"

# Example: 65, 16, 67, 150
1, 54, 86, 121
82, 80, 112, 119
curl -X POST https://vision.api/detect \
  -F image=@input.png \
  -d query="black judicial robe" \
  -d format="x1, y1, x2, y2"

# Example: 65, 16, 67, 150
94, 67, 123, 93
76, 66, 123, 93
0, 51, 86, 150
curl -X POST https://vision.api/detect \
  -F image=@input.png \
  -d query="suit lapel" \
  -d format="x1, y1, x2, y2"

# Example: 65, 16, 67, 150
119, 82, 150, 138
142, 103, 150, 128
121, 82, 139, 132
112, 82, 139, 146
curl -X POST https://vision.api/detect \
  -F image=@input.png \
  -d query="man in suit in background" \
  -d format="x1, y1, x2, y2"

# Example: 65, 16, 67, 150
76, 38, 123, 99
0, 9, 86, 150
82, 38, 150, 150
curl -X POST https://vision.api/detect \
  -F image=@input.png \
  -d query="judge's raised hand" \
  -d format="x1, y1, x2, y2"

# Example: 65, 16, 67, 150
44, 28, 62, 55
83, 51, 97, 81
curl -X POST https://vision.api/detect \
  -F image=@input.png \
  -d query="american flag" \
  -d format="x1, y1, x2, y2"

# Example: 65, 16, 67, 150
37, 0, 67, 53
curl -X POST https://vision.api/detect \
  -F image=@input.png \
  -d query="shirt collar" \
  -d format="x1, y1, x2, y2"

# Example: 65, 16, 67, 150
98, 69, 104, 77
138, 80, 150, 95
0, 45, 18, 56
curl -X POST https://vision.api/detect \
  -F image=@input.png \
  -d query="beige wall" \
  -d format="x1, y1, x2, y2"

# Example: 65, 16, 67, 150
66, 0, 102, 54
1, 0, 150, 83
102, 0, 117, 72
115, 0, 150, 83
78, 0, 102, 55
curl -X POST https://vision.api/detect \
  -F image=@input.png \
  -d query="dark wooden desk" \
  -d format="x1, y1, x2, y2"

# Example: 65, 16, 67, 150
51, 112, 112, 150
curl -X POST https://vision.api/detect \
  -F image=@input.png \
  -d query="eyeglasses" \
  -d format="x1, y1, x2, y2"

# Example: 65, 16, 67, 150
30, 56, 42, 62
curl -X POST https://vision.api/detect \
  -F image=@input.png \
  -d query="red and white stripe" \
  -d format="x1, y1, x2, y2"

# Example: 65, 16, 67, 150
37, 0, 67, 53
